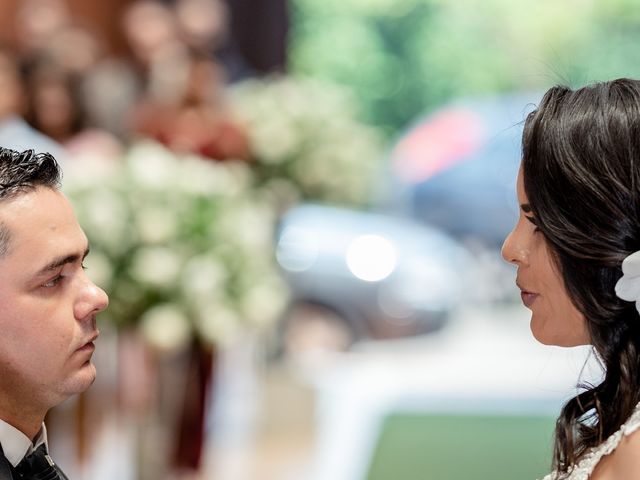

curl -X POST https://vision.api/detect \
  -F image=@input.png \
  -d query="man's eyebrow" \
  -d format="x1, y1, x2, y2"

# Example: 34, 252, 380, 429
521, 203, 533, 214
35, 247, 90, 276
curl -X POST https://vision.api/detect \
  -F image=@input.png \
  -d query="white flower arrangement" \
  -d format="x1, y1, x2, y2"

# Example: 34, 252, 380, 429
62, 78, 384, 351
616, 251, 640, 314
229, 76, 384, 209
64, 141, 289, 352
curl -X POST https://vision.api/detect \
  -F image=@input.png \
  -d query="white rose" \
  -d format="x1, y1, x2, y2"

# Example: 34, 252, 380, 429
194, 303, 240, 346
224, 161, 253, 193
81, 189, 130, 252
130, 247, 182, 289
127, 141, 178, 189
258, 178, 302, 214
181, 255, 228, 302
217, 201, 275, 251
241, 275, 289, 327
139, 303, 192, 352
135, 206, 179, 244
182, 155, 252, 196
63, 156, 119, 190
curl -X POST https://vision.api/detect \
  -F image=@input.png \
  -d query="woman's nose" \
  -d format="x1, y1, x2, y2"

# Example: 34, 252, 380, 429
501, 226, 529, 266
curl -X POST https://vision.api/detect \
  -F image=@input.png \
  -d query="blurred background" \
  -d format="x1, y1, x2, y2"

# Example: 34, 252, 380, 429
0, 0, 635, 478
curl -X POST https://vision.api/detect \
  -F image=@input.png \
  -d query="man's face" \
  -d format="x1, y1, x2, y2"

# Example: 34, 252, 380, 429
0, 186, 108, 409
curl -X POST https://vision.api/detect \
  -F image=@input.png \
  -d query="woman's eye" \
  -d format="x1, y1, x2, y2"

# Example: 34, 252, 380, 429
525, 215, 540, 232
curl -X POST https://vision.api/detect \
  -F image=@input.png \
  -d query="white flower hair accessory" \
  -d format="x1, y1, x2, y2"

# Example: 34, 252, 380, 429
615, 251, 640, 313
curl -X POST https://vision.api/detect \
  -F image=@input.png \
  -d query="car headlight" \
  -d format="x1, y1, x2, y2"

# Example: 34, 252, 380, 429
346, 234, 397, 282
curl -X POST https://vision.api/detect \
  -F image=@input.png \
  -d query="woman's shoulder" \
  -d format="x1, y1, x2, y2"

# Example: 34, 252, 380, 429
543, 403, 640, 480
591, 424, 640, 479
583, 403, 640, 480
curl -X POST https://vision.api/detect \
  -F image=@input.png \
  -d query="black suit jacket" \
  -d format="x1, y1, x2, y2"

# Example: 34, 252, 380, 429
0, 444, 69, 479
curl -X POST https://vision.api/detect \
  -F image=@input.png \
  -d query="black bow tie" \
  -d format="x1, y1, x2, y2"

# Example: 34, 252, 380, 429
13, 444, 60, 480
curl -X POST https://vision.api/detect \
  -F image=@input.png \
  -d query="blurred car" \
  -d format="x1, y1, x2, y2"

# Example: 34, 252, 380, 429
275, 204, 471, 355
386, 91, 540, 246
275, 92, 540, 355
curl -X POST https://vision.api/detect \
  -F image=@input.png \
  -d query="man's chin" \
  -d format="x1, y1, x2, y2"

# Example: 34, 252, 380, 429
64, 363, 97, 395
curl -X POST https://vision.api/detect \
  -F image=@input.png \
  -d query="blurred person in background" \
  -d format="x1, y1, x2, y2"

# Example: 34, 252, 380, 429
0, 147, 108, 479
14, 0, 71, 61
79, 57, 140, 142
174, 0, 229, 54
123, 0, 249, 160
0, 48, 27, 138
9, 0, 123, 161
502, 79, 640, 479
0, 47, 64, 159
40, 24, 103, 77
131, 48, 249, 160
23, 56, 86, 145
121, 0, 184, 78
21, 49, 123, 161
0, 0, 268, 162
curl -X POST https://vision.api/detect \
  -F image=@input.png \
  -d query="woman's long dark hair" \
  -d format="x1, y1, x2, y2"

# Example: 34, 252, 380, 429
522, 78, 640, 475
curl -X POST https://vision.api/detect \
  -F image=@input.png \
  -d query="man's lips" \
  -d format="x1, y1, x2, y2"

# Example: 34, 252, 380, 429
76, 332, 99, 352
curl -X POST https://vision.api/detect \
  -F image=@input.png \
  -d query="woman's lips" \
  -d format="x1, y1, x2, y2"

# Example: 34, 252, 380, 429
520, 291, 539, 308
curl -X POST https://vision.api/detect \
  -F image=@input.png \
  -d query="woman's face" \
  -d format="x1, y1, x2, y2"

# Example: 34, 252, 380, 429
501, 168, 589, 346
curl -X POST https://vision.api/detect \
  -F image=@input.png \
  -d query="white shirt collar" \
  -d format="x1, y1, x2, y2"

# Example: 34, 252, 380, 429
0, 420, 48, 467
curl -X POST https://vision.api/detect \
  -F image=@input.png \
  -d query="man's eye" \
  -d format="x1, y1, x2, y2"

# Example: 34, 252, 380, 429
42, 275, 63, 288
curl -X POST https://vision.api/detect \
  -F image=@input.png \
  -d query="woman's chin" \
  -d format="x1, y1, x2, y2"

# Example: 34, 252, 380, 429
530, 316, 590, 347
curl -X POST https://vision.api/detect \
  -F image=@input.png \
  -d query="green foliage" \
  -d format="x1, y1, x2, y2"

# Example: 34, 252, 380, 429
290, 0, 640, 136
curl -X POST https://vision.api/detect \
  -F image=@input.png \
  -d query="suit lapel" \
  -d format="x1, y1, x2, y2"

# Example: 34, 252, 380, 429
55, 463, 69, 480
0, 445, 14, 480
0, 443, 67, 480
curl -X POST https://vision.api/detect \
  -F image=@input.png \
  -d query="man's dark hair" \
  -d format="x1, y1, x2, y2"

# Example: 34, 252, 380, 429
0, 148, 62, 255
0, 148, 61, 198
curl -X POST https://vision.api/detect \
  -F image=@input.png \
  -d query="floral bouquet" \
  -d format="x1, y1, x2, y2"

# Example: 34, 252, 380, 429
230, 76, 384, 210
63, 140, 288, 351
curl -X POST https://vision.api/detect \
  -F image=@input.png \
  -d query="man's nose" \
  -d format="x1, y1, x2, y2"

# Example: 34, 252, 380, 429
75, 277, 109, 321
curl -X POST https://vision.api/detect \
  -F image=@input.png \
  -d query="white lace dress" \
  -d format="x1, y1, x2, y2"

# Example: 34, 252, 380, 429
541, 402, 640, 479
